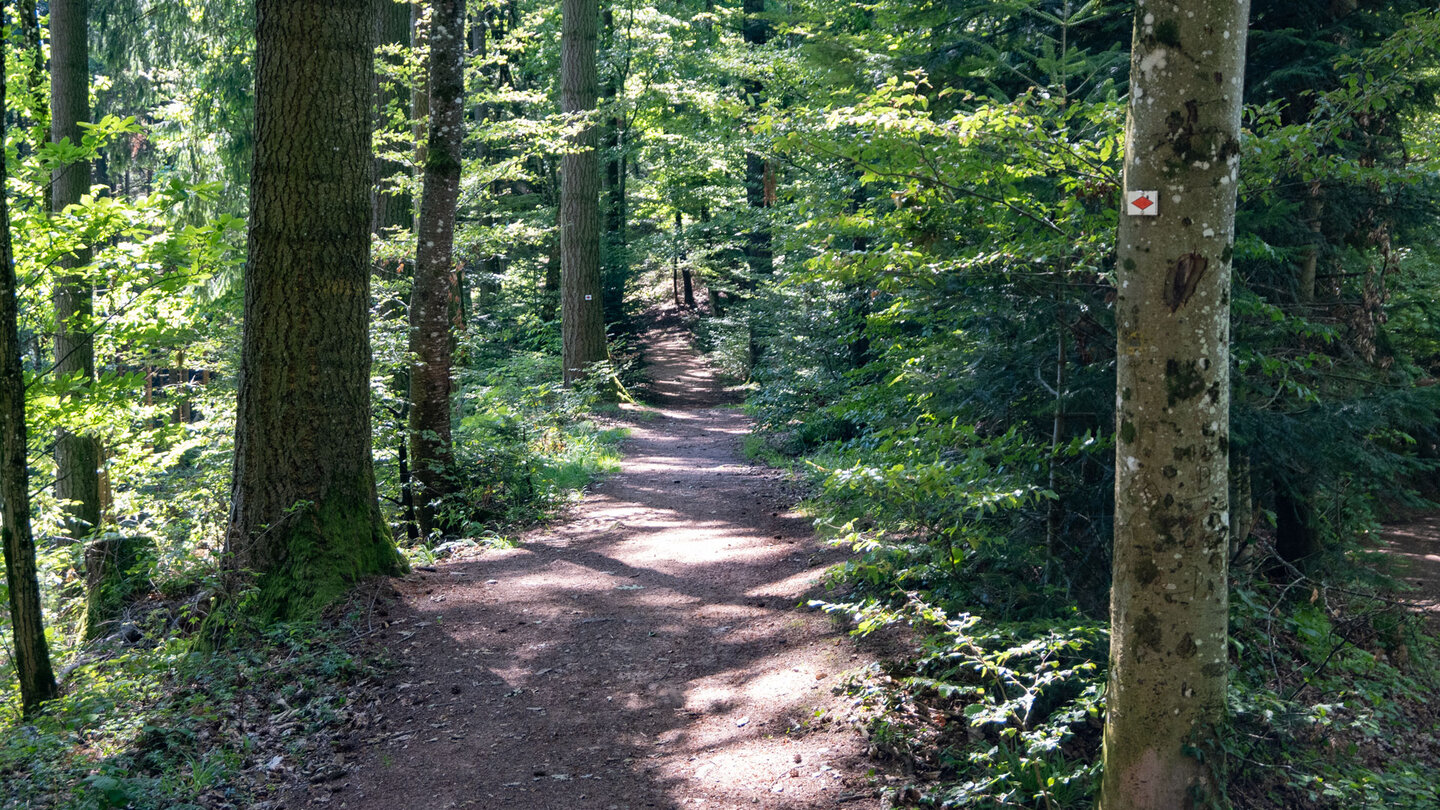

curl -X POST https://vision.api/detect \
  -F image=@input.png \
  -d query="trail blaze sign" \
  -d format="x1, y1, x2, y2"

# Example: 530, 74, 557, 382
1127, 190, 1159, 216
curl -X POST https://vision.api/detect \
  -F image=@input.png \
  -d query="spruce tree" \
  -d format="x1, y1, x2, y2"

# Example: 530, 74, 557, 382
560, 0, 608, 386
51, 0, 100, 544
224, 0, 403, 621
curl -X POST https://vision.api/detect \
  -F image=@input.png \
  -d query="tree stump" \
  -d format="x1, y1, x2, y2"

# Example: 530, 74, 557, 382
83, 534, 153, 641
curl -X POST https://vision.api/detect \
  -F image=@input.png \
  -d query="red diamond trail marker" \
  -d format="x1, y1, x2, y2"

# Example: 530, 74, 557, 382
1127, 190, 1159, 217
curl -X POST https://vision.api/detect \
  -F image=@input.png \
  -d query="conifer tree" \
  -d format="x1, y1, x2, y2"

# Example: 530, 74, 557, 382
51, 0, 100, 543
224, 0, 402, 620
560, 0, 608, 385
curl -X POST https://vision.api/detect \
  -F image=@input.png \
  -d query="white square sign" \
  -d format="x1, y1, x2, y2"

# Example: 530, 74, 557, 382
1127, 190, 1159, 216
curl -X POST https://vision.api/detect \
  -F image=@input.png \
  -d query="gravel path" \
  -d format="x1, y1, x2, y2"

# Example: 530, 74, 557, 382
311, 312, 889, 810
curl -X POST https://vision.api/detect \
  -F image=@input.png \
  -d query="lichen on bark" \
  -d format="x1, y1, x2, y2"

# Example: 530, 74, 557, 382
1101, 1, 1249, 808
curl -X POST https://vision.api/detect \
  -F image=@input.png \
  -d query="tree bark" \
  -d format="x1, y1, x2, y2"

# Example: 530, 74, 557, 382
742, 0, 771, 367
408, 0, 465, 539
224, 0, 402, 622
51, 0, 101, 544
1297, 181, 1322, 304
600, 5, 628, 321
560, 0, 608, 386
1101, 3, 1248, 808
1, 36, 61, 715
411, 0, 430, 216
677, 209, 696, 309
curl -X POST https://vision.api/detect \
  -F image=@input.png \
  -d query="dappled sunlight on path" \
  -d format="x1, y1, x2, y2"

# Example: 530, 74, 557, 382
310, 307, 889, 810
1382, 515, 1440, 625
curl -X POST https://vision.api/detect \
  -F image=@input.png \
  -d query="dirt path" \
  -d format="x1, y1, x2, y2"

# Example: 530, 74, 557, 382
310, 312, 887, 809
1382, 515, 1440, 627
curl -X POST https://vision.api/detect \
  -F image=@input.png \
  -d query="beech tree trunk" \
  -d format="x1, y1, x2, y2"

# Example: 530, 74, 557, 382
224, 0, 402, 621
51, 0, 100, 544
411, 0, 430, 210
1101, 2, 1249, 808
560, 0, 608, 386
408, 0, 465, 538
1, 38, 60, 715
1297, 182, 1322, 304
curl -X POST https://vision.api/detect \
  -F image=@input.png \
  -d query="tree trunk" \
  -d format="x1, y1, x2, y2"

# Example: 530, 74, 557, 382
542, 194, 562, 322
1273, 489, 1319, 569
742, 0, 771, 367
411, 0, 430, 217
224, 0, 403, 622
408, 0, 466, 539
1229, 451, 1254, 559
600, 6, 628, 322
373, 0, 415, 234
1297, 181, 1323, 304
560, 0, 608, 386
83, 534, 152, 640
681, 267, 696, 310
1044, 320, 1066, 579
1101, 3, 1248, 808
396, 398, 421, 544
0, 38, 61, 715
52, 0, 101, 544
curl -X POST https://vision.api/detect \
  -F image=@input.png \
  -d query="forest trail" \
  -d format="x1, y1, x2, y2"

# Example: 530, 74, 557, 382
307, 308, 887, 809
1382, 515, 1440, 627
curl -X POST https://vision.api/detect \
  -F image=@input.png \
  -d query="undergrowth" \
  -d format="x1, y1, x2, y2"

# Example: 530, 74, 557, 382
812, 527, 1440, 809
784, 424, 1440, 808
1, 601, 392, 810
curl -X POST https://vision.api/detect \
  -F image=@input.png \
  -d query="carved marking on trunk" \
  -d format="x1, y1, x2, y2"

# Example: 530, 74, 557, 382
1164, 252, 1208, 312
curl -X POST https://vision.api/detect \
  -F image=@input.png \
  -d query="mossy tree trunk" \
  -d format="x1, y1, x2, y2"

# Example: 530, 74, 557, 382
1, 37, 60, 715
51, 0, 101, 545
1101, 2, 1249, 808
560, 0, 608, 386
83, 534, 152, 640
408, 0, 465, 539
224, 0, 403, 622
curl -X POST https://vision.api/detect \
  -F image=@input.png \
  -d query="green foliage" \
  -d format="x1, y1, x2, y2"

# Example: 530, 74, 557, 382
735, 1, 1440, 807
0, 619, 386, 809
819, 598, 1107, 808
1216, 577, 1440, 809
5, 0, 1440, 806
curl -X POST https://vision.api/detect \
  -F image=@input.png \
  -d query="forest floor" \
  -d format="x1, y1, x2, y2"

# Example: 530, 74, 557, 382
290, 306, 895, 809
